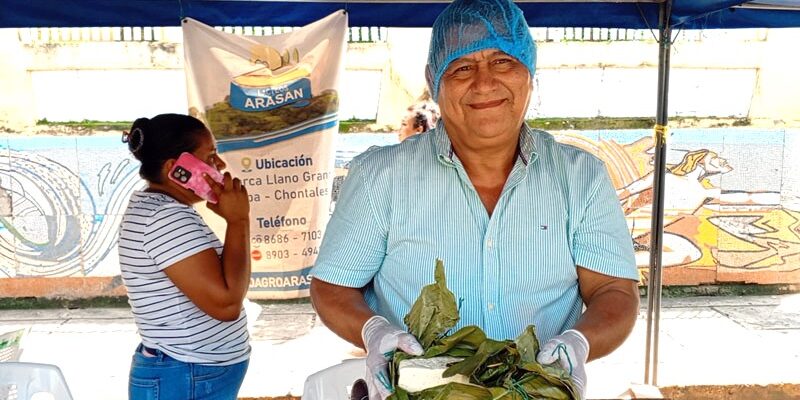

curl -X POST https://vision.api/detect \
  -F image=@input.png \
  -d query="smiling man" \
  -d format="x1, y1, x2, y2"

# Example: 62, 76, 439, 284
308, 0, 640, 399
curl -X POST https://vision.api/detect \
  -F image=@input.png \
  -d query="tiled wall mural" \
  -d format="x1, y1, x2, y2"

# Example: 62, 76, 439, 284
558, 129, 799, 285
0, 129, 797, 289
0, 136, 143, 278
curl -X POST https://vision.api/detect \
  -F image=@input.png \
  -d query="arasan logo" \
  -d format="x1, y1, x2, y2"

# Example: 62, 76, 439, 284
229, 44, 312, 112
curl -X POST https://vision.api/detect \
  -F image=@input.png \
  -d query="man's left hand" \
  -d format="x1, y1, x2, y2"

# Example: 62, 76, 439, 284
536, 329, 589, 400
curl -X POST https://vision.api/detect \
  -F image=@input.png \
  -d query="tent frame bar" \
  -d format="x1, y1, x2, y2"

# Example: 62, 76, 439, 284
242, 0, 663, 3
737, 3, 800, 11
644, 0, 671, 387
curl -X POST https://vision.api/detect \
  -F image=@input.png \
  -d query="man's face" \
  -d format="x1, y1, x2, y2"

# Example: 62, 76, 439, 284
437, 49, 531, 146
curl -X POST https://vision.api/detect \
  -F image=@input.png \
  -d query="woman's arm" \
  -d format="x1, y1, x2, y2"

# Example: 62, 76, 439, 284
165, 172, 251, 321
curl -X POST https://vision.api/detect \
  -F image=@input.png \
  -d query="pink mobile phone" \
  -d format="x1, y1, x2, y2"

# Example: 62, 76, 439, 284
168, 152, 225, 203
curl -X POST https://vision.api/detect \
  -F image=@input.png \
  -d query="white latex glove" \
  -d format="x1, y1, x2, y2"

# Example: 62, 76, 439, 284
361, 315, 424, 400
536, 329, 590, 400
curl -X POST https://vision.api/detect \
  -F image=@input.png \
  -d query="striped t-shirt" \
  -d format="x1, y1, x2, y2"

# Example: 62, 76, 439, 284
312, 123, 638, 342
118, 191, 250, 365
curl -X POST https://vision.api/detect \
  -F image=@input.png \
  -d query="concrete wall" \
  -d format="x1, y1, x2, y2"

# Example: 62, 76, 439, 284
0, 30, 35, 130
0, 29, 389, 126
2, 28, 799, 128
363, 28, 800, 125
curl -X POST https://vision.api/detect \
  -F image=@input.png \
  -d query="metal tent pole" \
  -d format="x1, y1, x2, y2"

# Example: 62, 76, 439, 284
644, 0, 672, 387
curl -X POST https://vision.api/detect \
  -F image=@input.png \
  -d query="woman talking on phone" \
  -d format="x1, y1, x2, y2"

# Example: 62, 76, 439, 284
118, 113, 251, 400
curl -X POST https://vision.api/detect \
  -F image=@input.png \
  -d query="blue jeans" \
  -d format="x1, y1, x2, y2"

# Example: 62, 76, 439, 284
129, 344, 249, 400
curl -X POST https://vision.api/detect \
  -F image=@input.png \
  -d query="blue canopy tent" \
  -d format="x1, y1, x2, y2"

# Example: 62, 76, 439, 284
4, 0, 800, 386
3, 0, 800, 28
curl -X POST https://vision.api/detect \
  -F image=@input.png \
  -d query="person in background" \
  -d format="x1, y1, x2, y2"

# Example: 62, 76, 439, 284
119, 113, 251, 400
397, 100, 440, 142
308, 0, 640, 399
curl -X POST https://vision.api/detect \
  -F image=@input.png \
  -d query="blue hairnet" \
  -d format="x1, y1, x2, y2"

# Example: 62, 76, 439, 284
425, 0, 537, 101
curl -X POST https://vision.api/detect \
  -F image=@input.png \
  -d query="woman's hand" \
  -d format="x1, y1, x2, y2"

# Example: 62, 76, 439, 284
204, 172, 249, 224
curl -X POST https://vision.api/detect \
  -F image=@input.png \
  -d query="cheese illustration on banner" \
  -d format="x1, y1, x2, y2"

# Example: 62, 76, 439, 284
230, 44, 313, 112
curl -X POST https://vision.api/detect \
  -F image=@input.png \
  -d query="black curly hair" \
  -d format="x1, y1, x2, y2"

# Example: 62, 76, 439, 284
123, 114, 208, 183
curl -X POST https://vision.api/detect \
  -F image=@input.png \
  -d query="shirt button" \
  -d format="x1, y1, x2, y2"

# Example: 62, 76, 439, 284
487, 238, 493, 249
487, 303, 495, 311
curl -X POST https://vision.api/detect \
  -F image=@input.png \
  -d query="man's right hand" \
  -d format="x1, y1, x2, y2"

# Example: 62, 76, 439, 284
361, 315, 424, 400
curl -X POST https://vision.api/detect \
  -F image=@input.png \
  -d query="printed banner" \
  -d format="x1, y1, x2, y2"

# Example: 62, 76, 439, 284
182, 12, 347, 299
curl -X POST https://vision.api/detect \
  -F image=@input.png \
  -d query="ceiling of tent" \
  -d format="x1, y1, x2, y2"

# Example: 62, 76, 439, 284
3, 0, 800, 29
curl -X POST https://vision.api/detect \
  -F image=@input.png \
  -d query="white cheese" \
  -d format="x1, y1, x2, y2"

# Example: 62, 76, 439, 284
397, 356, 471, 393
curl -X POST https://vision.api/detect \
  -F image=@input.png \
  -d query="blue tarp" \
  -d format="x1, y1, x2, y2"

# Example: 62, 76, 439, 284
3, 0, 800, 29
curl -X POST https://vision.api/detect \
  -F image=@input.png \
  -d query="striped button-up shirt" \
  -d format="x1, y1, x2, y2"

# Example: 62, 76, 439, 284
312, 123, 637, 342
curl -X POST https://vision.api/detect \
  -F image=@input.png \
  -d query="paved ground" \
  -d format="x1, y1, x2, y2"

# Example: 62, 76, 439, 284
1, 294, 799, 400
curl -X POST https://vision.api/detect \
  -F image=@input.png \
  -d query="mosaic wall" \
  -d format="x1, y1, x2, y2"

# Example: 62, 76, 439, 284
0, 136, 142, 278
556, 129, 799, 285
0, 129, 797, 291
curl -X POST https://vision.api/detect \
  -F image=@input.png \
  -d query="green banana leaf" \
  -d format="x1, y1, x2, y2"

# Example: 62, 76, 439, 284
391, 383, 492, 400
473, 343, 520, 387
403, 259, 460, 349
500, 372, 576, 400
392, 387, 411, 400
443, 339, 508, 378
390, 260, 579, 400
425, 325, 486, 357
517, 362, 580, 399
413, 383, 493, 400
514, 325, 541, 364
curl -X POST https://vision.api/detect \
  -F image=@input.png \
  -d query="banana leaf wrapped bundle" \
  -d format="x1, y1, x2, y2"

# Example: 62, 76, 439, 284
388, 260, 580, 400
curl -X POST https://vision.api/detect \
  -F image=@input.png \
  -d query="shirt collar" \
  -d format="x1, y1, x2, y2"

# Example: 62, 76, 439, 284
433, 120, 456, 165
433, 121, 539, 167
